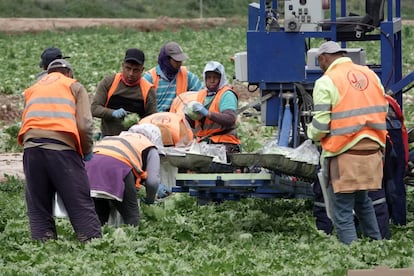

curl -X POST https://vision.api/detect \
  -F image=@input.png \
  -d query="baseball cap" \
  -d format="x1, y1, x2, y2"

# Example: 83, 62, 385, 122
39, 47, 70, 68
47, 59, 72, 72
124, 48, 145, 64
164, 42, 188, 62
316, 41, 347, 58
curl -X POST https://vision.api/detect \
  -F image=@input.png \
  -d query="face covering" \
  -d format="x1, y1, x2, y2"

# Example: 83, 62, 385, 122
158, 46, 179, 82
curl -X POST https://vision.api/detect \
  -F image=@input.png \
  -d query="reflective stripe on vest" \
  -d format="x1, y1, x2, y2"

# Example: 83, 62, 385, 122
94, 134, 154, 188
105, 73, 152, 108
321, 61, 388, 152
18, 72, 82, 154
195, 86, 240, 144
149, 66, 188, 95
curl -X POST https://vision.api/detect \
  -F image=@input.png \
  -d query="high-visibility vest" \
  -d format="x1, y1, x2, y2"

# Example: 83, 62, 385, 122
321, 61, 388, 152
170, 91, 198, 118
139, 112, 194, 146
18, 72, 82, 154
104, 73, 152, 108
149, 66, 188, 95
195, 86, 240, 144
93, 133, 155, 188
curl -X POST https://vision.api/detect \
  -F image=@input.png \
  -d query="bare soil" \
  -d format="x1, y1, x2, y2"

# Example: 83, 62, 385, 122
0, 17, 240, 33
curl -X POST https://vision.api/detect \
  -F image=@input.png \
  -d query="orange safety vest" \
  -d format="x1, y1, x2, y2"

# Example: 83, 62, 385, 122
139, 112, 194, 145
321, 61, 388, 152
18, 72, 83, 154
169, 91, 198, 118
93, 133, 155, 188
104, 73, 152, 107
149, 66, 188, 95
195, 86, 240, 145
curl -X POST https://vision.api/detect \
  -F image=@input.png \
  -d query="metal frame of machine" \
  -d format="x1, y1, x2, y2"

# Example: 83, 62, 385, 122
173, 0, 412, 202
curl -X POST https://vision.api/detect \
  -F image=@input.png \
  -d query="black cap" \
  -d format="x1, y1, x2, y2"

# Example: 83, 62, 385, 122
124, 48, 145, 64
39, 47, 70, 68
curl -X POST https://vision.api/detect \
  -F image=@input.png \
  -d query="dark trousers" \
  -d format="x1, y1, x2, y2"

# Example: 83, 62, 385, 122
384, 130, 407, 225
23, 147, 102, 242
93, 171, 140, 226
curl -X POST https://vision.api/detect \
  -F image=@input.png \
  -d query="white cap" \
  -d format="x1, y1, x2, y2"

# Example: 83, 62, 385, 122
128, 124, 165, 154
316, 41, 347, 58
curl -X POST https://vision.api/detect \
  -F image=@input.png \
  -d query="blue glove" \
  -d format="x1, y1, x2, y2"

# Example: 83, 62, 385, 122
112, 108, 127, 119
157, 183, 172, 199
192, 102, 208, 117
83, 152, 93, 161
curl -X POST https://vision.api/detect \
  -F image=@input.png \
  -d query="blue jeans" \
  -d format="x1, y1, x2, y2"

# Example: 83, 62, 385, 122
327, 185, 381, 245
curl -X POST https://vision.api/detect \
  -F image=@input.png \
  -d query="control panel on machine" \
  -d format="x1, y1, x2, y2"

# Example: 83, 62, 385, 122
284, 0, 327, 32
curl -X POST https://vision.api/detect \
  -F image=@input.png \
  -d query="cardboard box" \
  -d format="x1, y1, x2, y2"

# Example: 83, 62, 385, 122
347, 265, 414, 276
307, 48, 366, 70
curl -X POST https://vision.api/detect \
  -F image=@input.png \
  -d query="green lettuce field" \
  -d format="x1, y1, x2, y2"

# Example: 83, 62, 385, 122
0, 23, 414, 275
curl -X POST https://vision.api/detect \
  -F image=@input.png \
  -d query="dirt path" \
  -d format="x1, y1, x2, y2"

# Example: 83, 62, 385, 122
0, 153, 24, 182
0, 17, 236, 33
0, 17, 412, 33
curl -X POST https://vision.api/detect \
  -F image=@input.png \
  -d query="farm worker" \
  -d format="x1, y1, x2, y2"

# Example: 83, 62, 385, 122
17, 59, 102, 242
86, 124, 165, 226
185, 61, 241, 161
139, 112, 193, 191
143, 41, 203, 112
170, 91, 198, 118
139, 112, 194, 147
91, 48, 158, 137
37, 47, 70, 80
307, 41, 388, 245
312, 94, 410, 240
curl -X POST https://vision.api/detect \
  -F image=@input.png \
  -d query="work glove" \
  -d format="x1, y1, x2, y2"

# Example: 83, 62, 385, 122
83, 152, 94, 161
112, 108, 128, 119
192, 102, 208, 117
156, 183, 172, 199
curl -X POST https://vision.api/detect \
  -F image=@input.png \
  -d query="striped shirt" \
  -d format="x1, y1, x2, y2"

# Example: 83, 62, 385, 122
143, 65, 203, 112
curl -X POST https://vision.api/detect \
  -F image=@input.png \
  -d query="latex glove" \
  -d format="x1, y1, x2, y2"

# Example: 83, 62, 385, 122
192, 102, 208, 117
83, 152, 93, 161
112, 108, 128, 119
156, 183, 172, 199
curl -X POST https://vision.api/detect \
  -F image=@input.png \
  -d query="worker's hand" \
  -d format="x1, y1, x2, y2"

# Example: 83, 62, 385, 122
83, 152, 94, 161
112, 108, 127, 119
192, 102, 208, 117
156, 183, 172, 199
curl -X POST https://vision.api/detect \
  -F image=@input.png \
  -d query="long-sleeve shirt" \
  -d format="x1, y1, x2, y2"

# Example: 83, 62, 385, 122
21, 81, 94, 155
91, 74, 158, 136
